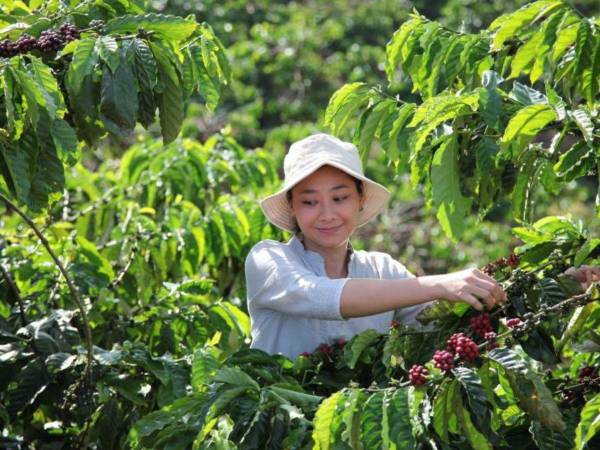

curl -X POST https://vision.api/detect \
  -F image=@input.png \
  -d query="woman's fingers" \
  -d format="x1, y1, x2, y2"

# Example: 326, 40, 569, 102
461, 293, 484, 311
466, 285, 494, 309
472, 271, 507, 304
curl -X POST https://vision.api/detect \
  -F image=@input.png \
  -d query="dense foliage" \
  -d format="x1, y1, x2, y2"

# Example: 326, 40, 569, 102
1, 0, 600, 449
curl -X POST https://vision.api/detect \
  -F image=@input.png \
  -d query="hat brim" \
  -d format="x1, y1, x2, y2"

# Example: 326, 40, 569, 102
260, 161, 390, 233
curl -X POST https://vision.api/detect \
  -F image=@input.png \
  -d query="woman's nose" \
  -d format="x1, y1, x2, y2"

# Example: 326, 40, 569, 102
319, 201, 336, 219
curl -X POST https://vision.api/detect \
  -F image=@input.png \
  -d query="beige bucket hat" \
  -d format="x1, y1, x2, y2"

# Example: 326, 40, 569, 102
260, 133, 390, 233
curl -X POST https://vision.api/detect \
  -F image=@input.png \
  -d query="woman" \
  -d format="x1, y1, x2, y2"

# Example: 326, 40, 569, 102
244, 133, 598, 359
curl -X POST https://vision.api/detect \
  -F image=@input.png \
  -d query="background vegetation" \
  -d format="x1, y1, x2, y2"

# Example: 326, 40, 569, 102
1, 0, 600, 448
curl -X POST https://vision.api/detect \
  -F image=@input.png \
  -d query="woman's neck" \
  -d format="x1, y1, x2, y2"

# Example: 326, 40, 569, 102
298, 233, 350, 279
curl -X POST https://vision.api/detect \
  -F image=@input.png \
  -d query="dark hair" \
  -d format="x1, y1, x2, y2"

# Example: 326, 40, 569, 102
285, 176, 364, 233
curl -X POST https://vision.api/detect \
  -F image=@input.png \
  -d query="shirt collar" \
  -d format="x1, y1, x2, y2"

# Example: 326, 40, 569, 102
288, 233, 355, 275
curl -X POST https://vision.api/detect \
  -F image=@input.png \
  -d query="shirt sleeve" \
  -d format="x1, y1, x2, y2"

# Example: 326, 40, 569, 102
380, 254, 433, 326
244, 241, 349, 320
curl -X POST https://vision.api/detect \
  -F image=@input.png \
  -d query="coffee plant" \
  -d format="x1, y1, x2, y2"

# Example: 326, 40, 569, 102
0, 0, 230, 211
325, 0, 600, 241
1, 0, 600, 448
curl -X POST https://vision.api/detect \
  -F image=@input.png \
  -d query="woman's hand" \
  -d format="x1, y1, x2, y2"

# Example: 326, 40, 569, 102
564, 265, 600, 290
429, 268, 507, 311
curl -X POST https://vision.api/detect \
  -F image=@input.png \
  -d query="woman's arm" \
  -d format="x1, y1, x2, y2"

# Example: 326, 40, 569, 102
340, 268, 506, 319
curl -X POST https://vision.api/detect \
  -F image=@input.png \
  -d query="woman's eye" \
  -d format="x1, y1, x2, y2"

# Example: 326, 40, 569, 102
334, 196, 349, 202
302, 200, 315, 205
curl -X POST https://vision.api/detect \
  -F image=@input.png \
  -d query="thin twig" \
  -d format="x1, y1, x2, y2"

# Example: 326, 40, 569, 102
0, 193, 94, 378
0, 262, 27, 325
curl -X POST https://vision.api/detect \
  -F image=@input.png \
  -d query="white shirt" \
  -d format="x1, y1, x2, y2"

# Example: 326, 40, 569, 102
244, 234, 432, 359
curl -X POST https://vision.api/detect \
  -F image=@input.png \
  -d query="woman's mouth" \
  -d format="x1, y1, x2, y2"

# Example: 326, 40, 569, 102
316, 225, 341, 234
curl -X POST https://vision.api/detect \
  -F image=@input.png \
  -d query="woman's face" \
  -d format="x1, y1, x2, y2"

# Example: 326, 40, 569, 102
289, 165, 363, 251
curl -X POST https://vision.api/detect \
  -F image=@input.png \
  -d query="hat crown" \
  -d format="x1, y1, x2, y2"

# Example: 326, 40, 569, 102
283, 133, 363, 182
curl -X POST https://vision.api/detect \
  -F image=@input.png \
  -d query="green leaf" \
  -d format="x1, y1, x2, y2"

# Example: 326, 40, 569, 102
475, 137, 501, 212
573, 19, 593, 80
433, 379, 460, 442
28, 56, 65, 116
558, 302, 595, 353
343, 329, 381, 369
529, 9, 567, 83
453, 367, 492, 435
76, 236, 115, 280
537, 277, 567, 305
486, 347, 528, 373
6, 359, 50, 417
360, 391, 384, 449
491, 1, 563, 50
379, 102, 415, 165
190, 45, 220, 111
191, 346, 220, 392
97, 35, 120, 73
0, 141, 31, 202
313, 391, 342, 450
21, 124, 64, 211
553, 141, 595, 182
500, 104, 556, 157
131, 38, 157, 91
513, 151, 544, 223
385, 18, 424, 82
100, 61, 138, 136
510, 30, 544, 79
455, 393, 492, 450
510, 81, 548, 105
105, 14, 198, 43
581, 34, 600, 106
2, 66, 21, 138
409, 93, 477, 153
353, 98, 396, 161
519, 327, 560, 364
269, 384, 323, 409
340, 388, 365, 449
508, 370, 565, 431
571, 108, 594, 144
323, 82, 371, 135
431, 135, 472, 241
382, 388, 416, 450
50, 119, 79, 165
575, 393, 600, 449
530, 419, 575, 450
150, 42, 184, 144
65, 37, 99, 100
575, 238, 600, 266
478, 71, 503, 131
551, 12, 580, 62
213, 366, 259, 390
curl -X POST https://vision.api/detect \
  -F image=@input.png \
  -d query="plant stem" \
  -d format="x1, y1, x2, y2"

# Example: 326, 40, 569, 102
0, 193, 94, 377
0, 261, 27, 325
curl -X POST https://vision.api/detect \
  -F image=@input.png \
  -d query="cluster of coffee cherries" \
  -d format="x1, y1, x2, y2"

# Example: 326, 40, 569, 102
446, 333, 480, 362
408, 364, 429, 386
0, 23, 80, 58
482, 253, 520, 276
300, 337, 347, 358
579, 366, 599, 381
410, 332, 483, 385
560, 366, 600, 406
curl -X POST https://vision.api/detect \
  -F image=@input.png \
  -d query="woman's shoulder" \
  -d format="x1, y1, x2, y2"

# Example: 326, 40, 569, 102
353, 248, 411, 277
246, 239, 295, 265
248, 238, 288, 254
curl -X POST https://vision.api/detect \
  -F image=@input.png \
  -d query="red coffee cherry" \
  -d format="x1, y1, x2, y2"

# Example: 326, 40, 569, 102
484, 331, 498, 350
470, 313, 493, 337
433, 350, 455, 373
506, 318, 523, 329
409, 364, 429, 386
